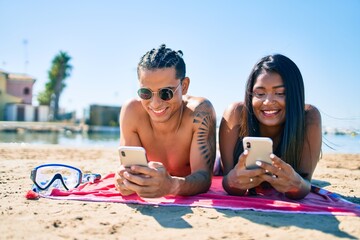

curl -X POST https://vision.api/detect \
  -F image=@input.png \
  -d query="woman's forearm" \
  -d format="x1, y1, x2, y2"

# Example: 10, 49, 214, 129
284, 177, 311, 200
222, 170, 248, 196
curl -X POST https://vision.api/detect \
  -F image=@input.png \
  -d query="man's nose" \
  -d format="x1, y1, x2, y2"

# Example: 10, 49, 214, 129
150, 92, 163, 106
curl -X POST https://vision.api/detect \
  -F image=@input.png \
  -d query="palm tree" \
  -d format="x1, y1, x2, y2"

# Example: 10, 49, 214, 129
37, 51, 72, 120
50, 51, 72, 120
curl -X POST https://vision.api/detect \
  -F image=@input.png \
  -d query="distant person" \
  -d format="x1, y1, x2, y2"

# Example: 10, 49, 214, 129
219, 54, 322, 199
115, 44, 216, 198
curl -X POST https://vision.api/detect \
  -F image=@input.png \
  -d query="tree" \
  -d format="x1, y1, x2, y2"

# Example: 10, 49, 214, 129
37, 51, 72, 120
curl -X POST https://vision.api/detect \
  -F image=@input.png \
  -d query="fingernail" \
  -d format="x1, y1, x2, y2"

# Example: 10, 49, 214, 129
270, 153, 275, 159
244, 150, 248, 155
265, 169, 269, 173
255, 161, 262, 166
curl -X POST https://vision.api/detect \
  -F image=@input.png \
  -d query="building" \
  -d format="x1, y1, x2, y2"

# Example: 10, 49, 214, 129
0, 69, 40, 121
88, 104, 121, 127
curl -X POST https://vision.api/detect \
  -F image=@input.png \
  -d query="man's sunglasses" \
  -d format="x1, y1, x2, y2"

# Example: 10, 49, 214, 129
137, 83, 182, 101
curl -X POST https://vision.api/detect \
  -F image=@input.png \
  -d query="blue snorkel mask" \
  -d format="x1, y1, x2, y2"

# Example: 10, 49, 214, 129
30, 164, 101, 192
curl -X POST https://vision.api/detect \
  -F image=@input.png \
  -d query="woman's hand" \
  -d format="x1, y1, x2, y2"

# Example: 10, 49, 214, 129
224, 150, 266, 193
256, 154, 310, 198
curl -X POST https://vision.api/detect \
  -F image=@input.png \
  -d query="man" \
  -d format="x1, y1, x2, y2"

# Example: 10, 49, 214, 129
115, 44, 216, 198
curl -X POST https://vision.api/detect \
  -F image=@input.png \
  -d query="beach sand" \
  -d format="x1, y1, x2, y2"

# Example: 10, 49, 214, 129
0, 143, 359, 240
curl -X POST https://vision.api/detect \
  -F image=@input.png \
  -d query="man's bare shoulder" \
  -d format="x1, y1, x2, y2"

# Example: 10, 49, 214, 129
183, 95, 215, 113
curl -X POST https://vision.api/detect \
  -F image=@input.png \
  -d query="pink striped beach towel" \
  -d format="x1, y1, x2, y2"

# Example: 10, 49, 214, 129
43, 173, 360, 216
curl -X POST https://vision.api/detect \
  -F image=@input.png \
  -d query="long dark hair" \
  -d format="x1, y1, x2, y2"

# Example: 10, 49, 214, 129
236, 54, 305, 171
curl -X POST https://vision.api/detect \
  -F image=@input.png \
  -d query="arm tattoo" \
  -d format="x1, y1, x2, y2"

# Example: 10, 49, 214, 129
193, 100, 216, 170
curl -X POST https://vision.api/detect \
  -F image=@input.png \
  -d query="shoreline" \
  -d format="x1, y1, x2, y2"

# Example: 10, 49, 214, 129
0, 121, 120, 134
1, 133, 359, 155
1, 120, 359, 135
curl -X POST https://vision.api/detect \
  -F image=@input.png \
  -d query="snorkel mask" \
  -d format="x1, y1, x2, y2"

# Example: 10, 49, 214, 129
30, 163, 101, 192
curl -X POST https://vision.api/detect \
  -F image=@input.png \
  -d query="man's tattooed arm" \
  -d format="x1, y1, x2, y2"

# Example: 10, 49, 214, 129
193, 100, 217, 172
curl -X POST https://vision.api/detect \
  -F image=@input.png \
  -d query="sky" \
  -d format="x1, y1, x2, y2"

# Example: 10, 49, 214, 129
1, 0, 360, 130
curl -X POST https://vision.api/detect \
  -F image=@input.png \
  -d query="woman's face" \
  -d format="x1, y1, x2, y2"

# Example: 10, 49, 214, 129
252, 71, 286, 130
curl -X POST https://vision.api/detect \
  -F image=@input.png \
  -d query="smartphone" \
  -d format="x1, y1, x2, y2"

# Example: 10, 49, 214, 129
242, 137, 273, 170
118, 146, 148, 167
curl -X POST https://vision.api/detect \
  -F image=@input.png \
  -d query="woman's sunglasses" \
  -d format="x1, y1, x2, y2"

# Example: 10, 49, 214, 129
137, 83, 182, 101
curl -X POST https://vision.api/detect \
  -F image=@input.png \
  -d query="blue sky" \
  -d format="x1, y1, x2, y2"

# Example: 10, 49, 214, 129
1, 0, 360, 129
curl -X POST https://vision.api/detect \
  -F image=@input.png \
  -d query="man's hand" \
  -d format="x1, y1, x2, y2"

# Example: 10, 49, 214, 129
114, 165, 136, 196
121, 162, 177, 198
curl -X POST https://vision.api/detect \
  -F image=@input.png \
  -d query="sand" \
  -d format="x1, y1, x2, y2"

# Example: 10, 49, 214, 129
0, 143, 359, 240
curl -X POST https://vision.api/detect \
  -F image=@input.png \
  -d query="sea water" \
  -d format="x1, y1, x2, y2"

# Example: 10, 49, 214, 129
322, 134, 360, 153
0, 131, 359, 154
0, 131, 119, 148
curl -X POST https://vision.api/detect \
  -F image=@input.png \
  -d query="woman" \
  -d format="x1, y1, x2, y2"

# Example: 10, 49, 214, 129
219, 54, 322, 199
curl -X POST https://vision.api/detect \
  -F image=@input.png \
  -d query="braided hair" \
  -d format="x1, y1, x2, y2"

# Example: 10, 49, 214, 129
137, 44, 186, 80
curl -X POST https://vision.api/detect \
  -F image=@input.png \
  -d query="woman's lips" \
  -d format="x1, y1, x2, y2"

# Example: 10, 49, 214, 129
261, 110, 280, 116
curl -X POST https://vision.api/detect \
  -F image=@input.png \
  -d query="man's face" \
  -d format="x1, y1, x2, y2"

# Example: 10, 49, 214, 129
138, 67, 184, 123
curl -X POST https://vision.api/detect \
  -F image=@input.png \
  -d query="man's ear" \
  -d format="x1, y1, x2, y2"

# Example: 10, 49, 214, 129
181, 77, 190, 95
